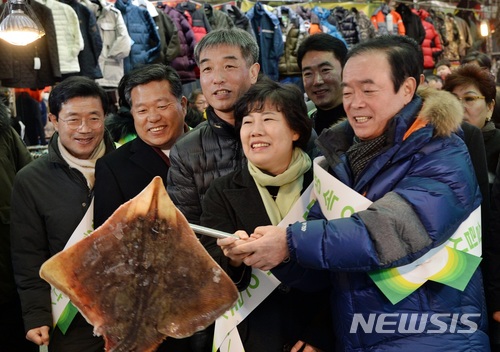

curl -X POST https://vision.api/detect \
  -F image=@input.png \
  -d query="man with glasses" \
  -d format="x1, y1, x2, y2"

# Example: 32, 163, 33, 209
10, 76, 116, 351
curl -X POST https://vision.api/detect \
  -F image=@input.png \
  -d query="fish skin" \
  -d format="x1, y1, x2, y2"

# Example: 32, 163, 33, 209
40, 177, 238, 352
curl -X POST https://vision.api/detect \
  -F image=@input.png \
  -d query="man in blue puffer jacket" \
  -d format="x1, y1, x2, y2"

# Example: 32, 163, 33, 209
217, 35, 490, 351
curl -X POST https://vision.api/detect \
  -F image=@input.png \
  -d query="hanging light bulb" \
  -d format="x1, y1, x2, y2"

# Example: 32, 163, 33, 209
480, 20, 489, 37
0, 0, 45, 46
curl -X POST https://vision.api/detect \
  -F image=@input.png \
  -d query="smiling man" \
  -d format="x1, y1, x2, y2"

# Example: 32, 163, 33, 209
167, 28, 260, 227
165, 29, 260, 351
10, 76, 115, 350
218, 35, 490, 352
298, 33, 348, 134
94, 64, 188, 229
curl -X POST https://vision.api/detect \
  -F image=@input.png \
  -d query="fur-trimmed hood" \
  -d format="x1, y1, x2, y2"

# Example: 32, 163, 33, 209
416, 86, 463, 138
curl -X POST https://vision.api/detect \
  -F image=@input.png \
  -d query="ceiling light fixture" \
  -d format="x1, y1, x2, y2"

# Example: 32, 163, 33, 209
0, 0, 45, 46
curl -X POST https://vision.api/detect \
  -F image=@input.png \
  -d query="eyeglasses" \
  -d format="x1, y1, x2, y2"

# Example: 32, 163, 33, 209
456, 95, 485, 106
59, 117, 103, 130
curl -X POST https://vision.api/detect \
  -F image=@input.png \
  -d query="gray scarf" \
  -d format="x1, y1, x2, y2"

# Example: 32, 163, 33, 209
346, 134, 387, 181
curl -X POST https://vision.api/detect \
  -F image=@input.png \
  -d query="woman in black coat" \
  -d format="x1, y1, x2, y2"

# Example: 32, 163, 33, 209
200, 77, 333, 352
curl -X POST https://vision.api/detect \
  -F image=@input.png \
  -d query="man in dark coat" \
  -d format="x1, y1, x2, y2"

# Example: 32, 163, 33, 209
11, 77, 115, 350
298, 33, 348, 134
0, 102, 35, 352
94, 63, 188, 351
94, 64, 187, 228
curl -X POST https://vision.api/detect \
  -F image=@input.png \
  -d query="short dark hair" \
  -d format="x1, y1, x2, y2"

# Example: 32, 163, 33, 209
346, 35, 422, 95
188, 89, 204, 105
435, 58, 451, 69
425, 74, 443, 84
194, 28, 259, 67
461, 51, 492, 70
443, 64, 496, 104
121, 64, 183, 107
297, 33, 348, 70
48, 76, 108, 119
234, 76, 312, 150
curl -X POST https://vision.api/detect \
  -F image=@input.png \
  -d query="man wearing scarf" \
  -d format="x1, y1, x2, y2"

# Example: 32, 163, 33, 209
10, 76, 115, 351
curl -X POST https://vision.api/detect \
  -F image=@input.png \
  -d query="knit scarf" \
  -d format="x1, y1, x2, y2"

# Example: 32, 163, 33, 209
248, 148, 311, 225
346, 133, 387, 181
58, 137, 105, 189
482, 120, 496, 134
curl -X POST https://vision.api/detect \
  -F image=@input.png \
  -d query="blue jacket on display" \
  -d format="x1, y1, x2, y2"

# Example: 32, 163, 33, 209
246, 2, 284, 81
312, 6, 347, 46
114, 0, 161, 73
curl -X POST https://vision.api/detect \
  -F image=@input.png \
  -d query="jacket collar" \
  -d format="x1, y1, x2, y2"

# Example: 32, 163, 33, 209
128, 137, 170, 176
206, 106, 239, 139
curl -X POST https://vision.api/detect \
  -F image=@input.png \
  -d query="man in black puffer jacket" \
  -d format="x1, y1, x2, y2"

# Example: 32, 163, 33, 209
167, 28, 261, 227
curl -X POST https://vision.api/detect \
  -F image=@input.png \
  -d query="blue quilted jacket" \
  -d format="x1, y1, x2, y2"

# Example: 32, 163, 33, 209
114, 0, 161, 73
272, 91, 490, 351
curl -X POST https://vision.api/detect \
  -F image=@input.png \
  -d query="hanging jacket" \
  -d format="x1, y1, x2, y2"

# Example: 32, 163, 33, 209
295, 5, 322, 35
131, 0, 180, 66
154, 11, 182, 65
221, 4, 255, 38
428, 9, 449, 47
114, 0, 161, 74
395, 3, 425, 44
94, 0, 131, 88
246, 2, 284, 81
453, 16, 474, 58
35, 0, 83, 75
312, 6, 347, 46
161, 5, 196, 84
176, 1, 211, 44
416, 9, 443, 69
442, 13, 461, 61
351, 7, 375, 42
0, 0, 61, 89
204, 4, 234, 31
455, 6, 483, 53
276, 6, 308, 77
371, 4, 405, 36
60, 0, 103, 79
331, 6, 359, 48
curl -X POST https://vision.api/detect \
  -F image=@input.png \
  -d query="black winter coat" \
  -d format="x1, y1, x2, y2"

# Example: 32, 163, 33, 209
200, 166, 334, 351
168, 107, 245, 225
60, 0, 103, 79
94, 137, 171, 228
10, 132, 114, 345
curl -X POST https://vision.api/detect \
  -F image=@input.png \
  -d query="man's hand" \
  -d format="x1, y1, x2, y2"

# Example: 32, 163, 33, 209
235, 225, 289, 271
292, 340, 323, 352
493, 311, 500, 323
26, 326, 50, 346
217, 230, 253, 266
